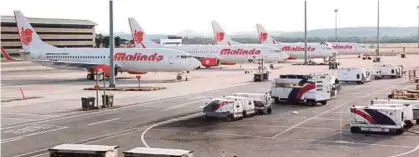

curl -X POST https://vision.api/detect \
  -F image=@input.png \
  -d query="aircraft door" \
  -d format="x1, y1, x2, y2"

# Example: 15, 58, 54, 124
169, 51, 175, 64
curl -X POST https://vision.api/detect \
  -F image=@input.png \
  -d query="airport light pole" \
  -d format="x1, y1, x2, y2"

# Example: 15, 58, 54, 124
109, 0, 116, 87
376, 0, 380, 61
417, 6, 419, 48
304, 0, 308, 64
334, 9, 339, 43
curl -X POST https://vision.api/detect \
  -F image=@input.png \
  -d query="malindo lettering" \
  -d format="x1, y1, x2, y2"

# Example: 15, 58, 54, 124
114, 52, 164, 62
220, 49, 261, 55
333, 45, 353, 49
281, 46, 316, 52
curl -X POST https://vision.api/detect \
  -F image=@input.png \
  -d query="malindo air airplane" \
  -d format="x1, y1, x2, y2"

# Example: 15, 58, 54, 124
128, 18, 288, 68
212, 21, 336, 60
12, 11, 201, 81
320, 42, 369, 55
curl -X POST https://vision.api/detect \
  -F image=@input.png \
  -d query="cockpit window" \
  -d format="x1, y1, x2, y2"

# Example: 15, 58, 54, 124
180, 55, 192, 59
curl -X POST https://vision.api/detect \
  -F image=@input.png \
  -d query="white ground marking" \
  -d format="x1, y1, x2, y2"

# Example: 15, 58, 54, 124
1, 127, 68, 144
1, 112, 56, 117
2, 117, 35, 121
272, 85, 397, 138
162, 100, 204, 111
87, 118, 120, 126
0, 137, 23, 144
141, 113, 202, 147
388, 144, 419, 157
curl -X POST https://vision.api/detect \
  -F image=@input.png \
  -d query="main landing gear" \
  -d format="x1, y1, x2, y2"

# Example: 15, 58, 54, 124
176, 71, 190, 81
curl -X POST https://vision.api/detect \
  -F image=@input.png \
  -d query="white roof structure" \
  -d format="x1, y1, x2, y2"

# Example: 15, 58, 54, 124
49, 144, 119, 153
1, 16, 96, 25
124, 147, 192, 156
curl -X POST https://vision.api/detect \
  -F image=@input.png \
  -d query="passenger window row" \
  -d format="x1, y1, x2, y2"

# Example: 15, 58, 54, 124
47, 56, 108, 59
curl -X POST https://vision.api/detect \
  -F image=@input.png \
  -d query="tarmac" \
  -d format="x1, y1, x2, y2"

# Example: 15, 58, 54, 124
1, 55, 419, 157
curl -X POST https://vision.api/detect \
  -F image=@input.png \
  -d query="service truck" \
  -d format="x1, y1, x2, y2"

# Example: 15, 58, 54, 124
270, 74, 332, 106
233, 93, 273, 114
338, 67, 372, 84
123, 147, 194, 157
350, 105, 407, 134
374, 64, 403, 79
371, 99, 419, 125
203, 98, 244, 121
223, 96, 256, 117
48, 144, 119, 157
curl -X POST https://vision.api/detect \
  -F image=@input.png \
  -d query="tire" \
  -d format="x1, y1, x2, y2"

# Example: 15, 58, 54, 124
176, 75, 182, 81
273, 97, 280, 105
267, 107, 272, 114
87, 74, 93, 80
395, 128, 404, 135
307, 100, 316, 106
416, 119, 419, 125
226, 114, 234, 122
404, 121, 414, 129
350, 127, 361, 133
243, 111, 248, 117
320, 101, 327, 105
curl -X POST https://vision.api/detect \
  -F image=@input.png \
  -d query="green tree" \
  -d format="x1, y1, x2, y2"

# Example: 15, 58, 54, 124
114, 36, 122, 47
95, 34, 103, 48
103, 36, 110, 48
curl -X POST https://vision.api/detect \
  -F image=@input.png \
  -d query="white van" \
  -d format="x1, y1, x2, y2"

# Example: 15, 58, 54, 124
350, 105, 406, 134
48, 144, 119, 157
203, 98, 244, 121
233, 93, 273, 114
124, 147, 194, 157
374, 64, 403, 79
338, 67, 372, 84
223, 96, 256, 117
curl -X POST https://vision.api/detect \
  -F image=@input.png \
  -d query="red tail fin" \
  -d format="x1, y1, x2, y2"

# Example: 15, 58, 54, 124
1, 47, 16, 61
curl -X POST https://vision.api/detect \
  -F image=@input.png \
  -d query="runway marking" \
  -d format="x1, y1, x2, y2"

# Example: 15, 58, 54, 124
141, 113, 202, 147
276, 137, 416, 149
1, 112, 56, 117
2, 117, 35, 121
162, 100, 204, 111
272, 84, 398, 138
388, 144, 419, 157
87, 118, 120, 126
1, 127, 67, 144
0, 137, 23, 144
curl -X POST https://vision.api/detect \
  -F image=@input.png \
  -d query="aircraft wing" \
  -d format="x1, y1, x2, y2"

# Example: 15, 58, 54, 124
39, 59, 120, 70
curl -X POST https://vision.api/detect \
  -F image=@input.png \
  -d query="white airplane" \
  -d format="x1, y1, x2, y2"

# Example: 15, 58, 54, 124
13, 11, 201, 81
321, 42, 369, 55
128, 18, 288, 68
212, 21, 336, 60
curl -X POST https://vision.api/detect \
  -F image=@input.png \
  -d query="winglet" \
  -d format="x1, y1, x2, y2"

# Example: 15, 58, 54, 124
1, 47, 16, 61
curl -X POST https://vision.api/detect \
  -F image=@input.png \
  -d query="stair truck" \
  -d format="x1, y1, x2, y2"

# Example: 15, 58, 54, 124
350, 105, 411, 135
203, 97, 244, 121
233, 93, 273, 114
270, 74, 333, 106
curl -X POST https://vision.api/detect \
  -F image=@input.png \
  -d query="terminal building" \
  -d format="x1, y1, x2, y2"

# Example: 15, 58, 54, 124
1, 16, 96, 55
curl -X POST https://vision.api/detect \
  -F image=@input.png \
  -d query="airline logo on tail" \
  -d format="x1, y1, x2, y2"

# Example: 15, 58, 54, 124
259, 32, 268, 43
20, 27, 33, 45
216, 31, 225, 42
220, 49, 261, 55
133, 30, 146, 48
114, 52, 163, 62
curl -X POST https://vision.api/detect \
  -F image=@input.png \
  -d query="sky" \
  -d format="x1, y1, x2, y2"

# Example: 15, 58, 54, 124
1, 0, 418, 35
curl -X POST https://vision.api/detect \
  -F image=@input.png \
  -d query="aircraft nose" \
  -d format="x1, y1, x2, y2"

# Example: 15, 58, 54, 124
280, 52, 289, 61
189, 58, 202, 69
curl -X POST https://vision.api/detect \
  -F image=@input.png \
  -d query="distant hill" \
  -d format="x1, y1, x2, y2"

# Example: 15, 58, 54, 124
279, 27, 418, 38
